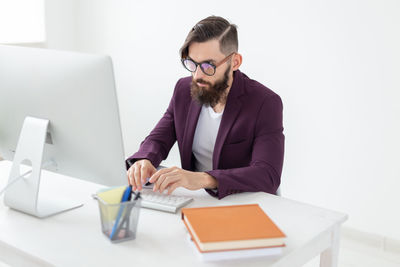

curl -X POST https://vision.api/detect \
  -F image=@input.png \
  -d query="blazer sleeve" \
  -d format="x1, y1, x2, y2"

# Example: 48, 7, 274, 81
205, 94, 284, 199
125, 82, 179, 169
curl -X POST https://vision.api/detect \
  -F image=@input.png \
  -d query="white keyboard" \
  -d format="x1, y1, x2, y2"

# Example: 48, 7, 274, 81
139, 189, 193, 213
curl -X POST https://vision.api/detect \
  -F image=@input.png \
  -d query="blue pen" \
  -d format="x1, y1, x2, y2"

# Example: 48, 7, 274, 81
118, 192, 141, 238
110, 185, 132, 240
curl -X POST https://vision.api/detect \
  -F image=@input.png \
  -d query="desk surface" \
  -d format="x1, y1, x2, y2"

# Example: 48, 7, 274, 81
0, 161, 347, 267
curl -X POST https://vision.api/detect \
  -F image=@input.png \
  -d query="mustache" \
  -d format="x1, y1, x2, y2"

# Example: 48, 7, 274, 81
194, 79, 212, 86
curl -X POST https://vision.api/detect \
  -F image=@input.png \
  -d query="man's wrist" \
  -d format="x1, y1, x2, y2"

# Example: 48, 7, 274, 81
202, 172, 218, 189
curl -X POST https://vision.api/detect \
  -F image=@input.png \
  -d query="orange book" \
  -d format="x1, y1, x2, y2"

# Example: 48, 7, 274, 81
181, 204, 286, 252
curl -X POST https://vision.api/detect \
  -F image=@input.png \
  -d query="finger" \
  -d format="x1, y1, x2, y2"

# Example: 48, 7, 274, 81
153, 171, 172, 192
134, 165, 141, 191
149, 168, 168, 188
167, 181, 181, 195
127, 167, 134, 186
142, 166, 157, 185
148, 169, 161, 184
149, 167, 175, 183
148, 167, 157, 177
141, 166, 150, 185
156, 168, 180, 192
128, 167, 137, 189
149, 170, 160, 190
153, 172, 165, 192
159, 175, 180, 193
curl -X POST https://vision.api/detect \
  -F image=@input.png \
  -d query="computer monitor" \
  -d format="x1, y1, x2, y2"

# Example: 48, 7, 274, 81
0, 45, 128, 217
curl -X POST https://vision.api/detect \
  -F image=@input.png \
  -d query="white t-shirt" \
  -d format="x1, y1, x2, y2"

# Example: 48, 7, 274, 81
192, 105, 223, 172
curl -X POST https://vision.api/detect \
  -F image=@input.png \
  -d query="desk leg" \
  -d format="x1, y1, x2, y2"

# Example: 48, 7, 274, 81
320, 224, 341, 267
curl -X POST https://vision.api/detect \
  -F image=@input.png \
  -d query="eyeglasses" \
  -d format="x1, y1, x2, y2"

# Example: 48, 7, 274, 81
181, 52, 235, 76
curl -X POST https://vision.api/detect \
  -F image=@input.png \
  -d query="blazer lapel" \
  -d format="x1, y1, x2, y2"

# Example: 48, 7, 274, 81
181, 100, 201, 170
212, 71, 244, 169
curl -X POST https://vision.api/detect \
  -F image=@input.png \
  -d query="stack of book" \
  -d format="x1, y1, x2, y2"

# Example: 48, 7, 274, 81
181, 204, 286, 261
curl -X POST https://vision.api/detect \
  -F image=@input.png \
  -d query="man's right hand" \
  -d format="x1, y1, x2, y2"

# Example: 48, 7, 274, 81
127, 159, 157, 191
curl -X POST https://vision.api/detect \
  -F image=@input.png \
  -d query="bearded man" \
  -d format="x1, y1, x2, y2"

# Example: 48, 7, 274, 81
126, 16, 284, 199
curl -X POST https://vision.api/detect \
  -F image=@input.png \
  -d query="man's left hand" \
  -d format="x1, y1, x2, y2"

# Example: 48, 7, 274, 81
148, 167, 218, 195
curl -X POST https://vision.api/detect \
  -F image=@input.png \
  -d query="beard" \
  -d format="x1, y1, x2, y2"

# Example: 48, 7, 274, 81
190, 66, 230, 108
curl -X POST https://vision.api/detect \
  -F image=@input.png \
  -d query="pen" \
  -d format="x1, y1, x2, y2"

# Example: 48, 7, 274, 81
124, 192, 141, 238
109, 185, 132, 240
115, 191, 141, 239
133, 191, 141, 201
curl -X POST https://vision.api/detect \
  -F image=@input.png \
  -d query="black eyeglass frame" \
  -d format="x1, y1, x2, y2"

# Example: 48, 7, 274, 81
181, 52, 235, 76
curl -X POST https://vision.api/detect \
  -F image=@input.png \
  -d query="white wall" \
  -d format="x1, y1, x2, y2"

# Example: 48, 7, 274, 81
44, 0, 77, 50
0, 0, 46, 43
45, 0, 400, 240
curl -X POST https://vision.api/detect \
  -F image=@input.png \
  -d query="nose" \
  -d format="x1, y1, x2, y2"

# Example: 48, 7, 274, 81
193, 65, 205, 81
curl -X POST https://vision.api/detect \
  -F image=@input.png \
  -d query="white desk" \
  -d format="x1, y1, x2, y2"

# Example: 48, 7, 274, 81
0, 160, 347, 267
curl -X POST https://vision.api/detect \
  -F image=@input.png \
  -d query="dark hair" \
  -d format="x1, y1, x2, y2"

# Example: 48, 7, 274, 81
180, 16, 238, 59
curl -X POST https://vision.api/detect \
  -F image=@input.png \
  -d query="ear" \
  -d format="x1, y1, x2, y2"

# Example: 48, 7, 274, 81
231, 53, 242, 71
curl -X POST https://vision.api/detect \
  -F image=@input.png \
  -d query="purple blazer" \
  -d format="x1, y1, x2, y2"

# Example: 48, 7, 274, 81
126, 70, 284, 199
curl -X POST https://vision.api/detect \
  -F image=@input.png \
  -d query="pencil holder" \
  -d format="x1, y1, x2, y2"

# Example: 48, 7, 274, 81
97, 196, 141, 243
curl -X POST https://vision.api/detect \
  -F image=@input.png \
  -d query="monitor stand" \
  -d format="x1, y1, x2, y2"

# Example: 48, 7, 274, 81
4, 116, 83, 218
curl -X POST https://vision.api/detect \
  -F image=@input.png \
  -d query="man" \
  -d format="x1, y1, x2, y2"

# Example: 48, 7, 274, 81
126, 16, 284, 199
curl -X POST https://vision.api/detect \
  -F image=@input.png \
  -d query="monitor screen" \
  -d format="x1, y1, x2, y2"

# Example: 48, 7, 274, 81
0, 45, 128, 217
